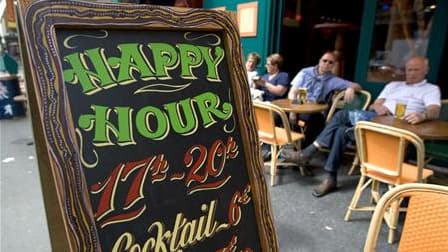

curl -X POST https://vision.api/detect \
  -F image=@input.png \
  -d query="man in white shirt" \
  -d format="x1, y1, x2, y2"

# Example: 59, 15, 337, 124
371, 58, 440, 122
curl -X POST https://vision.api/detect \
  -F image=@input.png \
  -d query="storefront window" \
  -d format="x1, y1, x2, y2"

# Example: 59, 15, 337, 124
368, 0, 436, 82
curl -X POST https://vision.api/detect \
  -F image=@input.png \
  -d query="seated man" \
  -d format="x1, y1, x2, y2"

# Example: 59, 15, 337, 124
284, 56, 441, 197
288, 51, 361, 146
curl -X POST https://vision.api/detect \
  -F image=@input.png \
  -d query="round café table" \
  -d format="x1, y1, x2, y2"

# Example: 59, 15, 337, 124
271, 99, 328, 114
372, 116, 448, 140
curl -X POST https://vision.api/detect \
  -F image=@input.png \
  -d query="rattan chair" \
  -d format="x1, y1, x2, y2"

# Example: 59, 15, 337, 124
325, 90, 372, 123
364, 183, 448, 252
424, 99, 448, 165
253, 101, 305, 186
320, 90, 372, 175
345, 121, 434, 244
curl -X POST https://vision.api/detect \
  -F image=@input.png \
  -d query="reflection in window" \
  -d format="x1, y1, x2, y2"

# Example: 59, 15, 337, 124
368, 0, 436, 82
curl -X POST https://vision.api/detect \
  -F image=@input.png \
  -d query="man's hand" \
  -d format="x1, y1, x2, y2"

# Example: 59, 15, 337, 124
343, 87, 355, 103
371, 103, 391, 116
403, 112, 426, 125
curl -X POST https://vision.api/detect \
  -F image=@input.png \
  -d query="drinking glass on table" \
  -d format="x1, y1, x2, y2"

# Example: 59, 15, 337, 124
394, 99, 407, 119
298, 88, 307, 104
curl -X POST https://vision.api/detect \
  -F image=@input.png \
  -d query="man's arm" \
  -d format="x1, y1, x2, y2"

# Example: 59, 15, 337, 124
425, 104, 441, 120
349, 82, 362, 91
288, 86, 299, 100
403, 84, 441, 124
288, 71, 304, 100
370, 98, 391, 116
403, 104, 441, 124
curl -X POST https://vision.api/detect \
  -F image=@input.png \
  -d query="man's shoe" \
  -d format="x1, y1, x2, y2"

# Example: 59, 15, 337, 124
262, 149, 271, 161
282, 150, 311, 166
312, 178, 337, 197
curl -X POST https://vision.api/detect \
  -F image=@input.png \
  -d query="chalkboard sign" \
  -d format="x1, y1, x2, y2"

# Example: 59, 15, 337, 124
18, 1, 278, 251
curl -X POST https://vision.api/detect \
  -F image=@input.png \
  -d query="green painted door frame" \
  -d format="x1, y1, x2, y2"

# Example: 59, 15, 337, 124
354, 0, 448, 99
269, 0, 284, 55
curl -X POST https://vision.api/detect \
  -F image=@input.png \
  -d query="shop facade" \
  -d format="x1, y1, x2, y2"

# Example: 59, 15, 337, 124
204, 0, 448, 98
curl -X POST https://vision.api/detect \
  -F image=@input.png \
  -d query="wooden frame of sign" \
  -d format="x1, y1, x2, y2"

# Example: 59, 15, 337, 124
17, 0, 278, 251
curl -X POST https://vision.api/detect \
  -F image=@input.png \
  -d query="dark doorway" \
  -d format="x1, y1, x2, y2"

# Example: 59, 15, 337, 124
278, 0, 364, 80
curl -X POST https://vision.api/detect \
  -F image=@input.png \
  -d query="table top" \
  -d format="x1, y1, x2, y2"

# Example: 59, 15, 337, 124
272, 99, 328, 113
372, 116, 448, 140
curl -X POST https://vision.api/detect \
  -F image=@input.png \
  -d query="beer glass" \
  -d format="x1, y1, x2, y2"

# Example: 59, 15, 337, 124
394, 99, 407, 119
298, 88, 307, 104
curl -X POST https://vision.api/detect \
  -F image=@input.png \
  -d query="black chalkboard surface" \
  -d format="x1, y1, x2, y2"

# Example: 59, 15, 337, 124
18, 1, 278, 251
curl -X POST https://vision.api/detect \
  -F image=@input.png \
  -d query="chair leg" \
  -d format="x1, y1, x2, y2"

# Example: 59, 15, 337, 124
387, 199, 401, 244
347, 155, 359, 176
259, 142, 264, 165
270, 145, 278, 186
345, 174, 367, 221
293, 140, 301, 152
298, 166, 306, 176
370, 180, 381, 204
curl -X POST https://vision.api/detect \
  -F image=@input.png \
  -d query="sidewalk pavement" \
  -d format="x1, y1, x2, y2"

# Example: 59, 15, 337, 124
4, 114, 435, 251
1, 117, 51, 251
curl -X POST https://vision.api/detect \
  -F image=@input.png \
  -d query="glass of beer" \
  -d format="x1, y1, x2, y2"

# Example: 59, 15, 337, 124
394, 99, 407, 119
298, 88, 307, 104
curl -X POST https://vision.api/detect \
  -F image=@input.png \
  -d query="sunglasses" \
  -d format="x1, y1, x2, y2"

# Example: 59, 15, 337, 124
321, 59, 334, 64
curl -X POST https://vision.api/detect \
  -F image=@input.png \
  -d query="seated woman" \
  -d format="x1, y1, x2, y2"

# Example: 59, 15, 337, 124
253, 53, 290, 160
253, 53, 290, 102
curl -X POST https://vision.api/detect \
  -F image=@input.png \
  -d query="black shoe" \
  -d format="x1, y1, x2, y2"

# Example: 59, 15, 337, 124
282, 150, 312, 166
262, 149, 271, 161
312, 178, 337, 197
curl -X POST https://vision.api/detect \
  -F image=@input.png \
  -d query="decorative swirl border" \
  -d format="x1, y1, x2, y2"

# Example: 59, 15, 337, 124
134, 82, 192, 94
63, 30, 109, 49
21, 1, 278, 251
183, 31, 221, 46
224, 88, 236, 133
